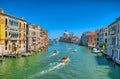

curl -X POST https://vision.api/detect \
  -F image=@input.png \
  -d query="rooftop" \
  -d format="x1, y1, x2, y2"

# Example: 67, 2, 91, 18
108, 17, 120, 27
0, 9, 26, 22
31, 24, 39, 27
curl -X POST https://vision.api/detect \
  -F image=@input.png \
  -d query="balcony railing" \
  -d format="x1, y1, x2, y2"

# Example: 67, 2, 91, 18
11, 38, 19, 40
109, 31, 115, 35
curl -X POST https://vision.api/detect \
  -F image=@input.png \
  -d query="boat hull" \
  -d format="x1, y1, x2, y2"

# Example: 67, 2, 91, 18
60, 57, 69, 63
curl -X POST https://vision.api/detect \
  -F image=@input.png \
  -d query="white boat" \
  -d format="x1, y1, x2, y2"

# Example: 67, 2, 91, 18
92, 48, 101, 53
53, 50, 59, 54
72, 49, 77, 52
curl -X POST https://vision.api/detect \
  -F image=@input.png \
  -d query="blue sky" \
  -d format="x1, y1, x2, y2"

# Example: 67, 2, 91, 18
0, 0, 120, 39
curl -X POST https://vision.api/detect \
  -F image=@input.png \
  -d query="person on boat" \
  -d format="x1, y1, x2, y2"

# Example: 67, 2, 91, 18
60, 56, 69, 63
53, 50, 58, 54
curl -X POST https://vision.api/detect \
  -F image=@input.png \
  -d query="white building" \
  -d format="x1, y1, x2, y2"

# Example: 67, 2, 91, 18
96, 28, 108, 50
107, 17, 120, 64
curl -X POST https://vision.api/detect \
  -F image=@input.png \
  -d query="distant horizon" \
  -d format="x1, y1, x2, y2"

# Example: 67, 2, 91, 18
1, 0, 120, 39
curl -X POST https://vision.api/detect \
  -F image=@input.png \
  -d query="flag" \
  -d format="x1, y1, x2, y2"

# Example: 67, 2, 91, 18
6, 34, 12, 41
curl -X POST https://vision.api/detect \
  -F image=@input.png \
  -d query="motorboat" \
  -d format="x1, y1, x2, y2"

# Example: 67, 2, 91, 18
72, 49, 77, 52
53, 50, 59, 54
92, 48, 101, 53
60, 56, 69, 63
68, 47, 71, 49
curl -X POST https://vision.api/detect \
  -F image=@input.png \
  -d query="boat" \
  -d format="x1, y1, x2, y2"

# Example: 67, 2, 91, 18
92, 48, 101, 53
68, 47, 71, 49
53, 50, 59, 54
60, 56, 69, 63
72, 49, 77, 52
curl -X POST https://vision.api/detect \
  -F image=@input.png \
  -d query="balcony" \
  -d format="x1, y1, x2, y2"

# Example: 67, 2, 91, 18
11, 38, 19, 40
109, 31, 115, 35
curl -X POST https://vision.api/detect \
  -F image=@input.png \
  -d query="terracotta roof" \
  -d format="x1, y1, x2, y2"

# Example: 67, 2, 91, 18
103, 28, 108, 31
95, 29, 100, 33
31, 24, 39, 26
40, 28, 48, 32
86, 32, 96, 36
95, 27, 108, 33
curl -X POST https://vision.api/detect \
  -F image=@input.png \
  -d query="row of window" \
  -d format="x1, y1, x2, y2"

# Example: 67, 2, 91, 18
114, 50, 120, 60
108, 36, 120, 45
5, 18, 26, 28
9, 19, 18, 27
32, 26, 38, 29
5, 31, 20, 38
10, 33, 19, 38
98, 33, 107, 36
109, 24, 120, 34
5, 40, 25, 50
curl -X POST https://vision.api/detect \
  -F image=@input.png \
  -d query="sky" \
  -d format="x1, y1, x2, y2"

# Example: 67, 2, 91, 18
0, 0, 120, 39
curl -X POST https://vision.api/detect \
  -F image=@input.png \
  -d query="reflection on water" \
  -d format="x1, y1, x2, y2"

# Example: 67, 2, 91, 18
0, 43, 120, 79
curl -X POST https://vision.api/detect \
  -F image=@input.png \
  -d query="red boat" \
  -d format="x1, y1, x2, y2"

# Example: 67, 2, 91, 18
60, 56, 69, 63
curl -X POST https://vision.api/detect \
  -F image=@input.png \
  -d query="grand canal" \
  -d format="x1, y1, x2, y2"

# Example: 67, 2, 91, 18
0, 42, 120, 79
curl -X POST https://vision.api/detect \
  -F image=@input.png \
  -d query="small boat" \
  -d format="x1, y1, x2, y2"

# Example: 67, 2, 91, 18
60, 56, 69, 63
68, 47, 71, 49
72, 49, 77, 52
92, 48, 101, 53
0, 59, 4, 62
53, 50, 59, 54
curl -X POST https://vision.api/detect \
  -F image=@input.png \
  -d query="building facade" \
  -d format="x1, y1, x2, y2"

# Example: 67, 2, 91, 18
0, 9, 48, 56
107, 17, 120, 64
40, 28, 48, 48
0, 9, 27, 55
59, 30, 80, 44
96, 28, 108, 50
27, 24, 40, 51
81, 32, 88, 46
81, 32, 96, 47
107, 18, 120, 64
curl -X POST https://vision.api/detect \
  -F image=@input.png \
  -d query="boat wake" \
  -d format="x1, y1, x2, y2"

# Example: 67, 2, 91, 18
48, 52, 59, 58
48, 62, 58, 66
40, 63, 65, 75
48, 53, 56, 57
29, 62, 68, 78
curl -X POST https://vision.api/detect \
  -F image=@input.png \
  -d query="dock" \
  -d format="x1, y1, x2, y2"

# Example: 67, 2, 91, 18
22, 53, 32, 57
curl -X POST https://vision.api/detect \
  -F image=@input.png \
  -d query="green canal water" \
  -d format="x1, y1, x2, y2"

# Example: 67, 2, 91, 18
0, 42, 120, 79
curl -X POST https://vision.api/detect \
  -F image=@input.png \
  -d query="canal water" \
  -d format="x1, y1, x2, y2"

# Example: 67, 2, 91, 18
0, 42, 120, 79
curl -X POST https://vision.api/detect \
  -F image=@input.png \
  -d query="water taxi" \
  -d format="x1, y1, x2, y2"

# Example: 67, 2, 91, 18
53, 50, 59, 54
60, 56, 69, 63
72, 49, 77, 52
